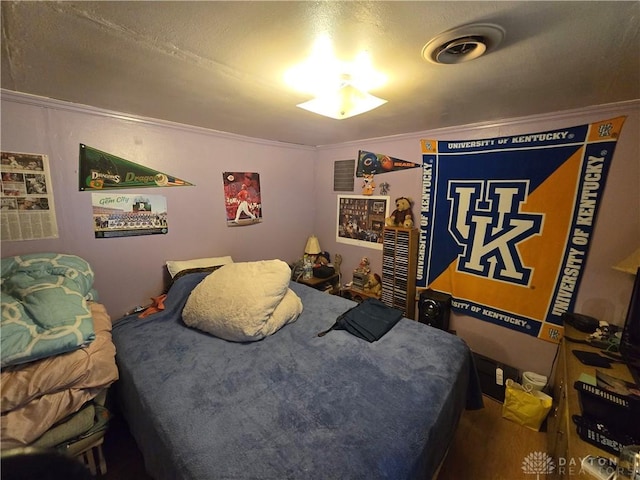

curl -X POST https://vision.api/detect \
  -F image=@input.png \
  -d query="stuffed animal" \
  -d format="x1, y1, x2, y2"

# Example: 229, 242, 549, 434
385, 196, 414, 228
362, 174, 376, 196
314, 251, 330, 266
364, 273, 382, 298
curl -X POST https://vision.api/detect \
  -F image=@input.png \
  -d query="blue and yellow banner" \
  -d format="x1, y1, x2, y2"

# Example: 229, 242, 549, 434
417, 117, 626, 343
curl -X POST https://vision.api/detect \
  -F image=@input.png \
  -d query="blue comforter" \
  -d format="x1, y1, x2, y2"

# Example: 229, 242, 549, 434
112, 272, 483, 480
1, 253, 97, 368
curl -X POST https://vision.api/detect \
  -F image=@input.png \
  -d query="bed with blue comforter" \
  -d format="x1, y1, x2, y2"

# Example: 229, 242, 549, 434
111, 270, 483, 480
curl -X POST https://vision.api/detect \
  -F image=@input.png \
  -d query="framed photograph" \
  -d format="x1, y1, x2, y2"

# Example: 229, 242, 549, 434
336, 195, 389, 249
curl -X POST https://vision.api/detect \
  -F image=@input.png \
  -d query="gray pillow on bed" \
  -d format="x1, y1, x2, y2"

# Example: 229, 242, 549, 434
182, 259, 303, 342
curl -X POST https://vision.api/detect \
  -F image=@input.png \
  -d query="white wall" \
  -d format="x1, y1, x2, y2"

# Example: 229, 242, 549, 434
1, 93, 317, 318
315, 101, 640, 376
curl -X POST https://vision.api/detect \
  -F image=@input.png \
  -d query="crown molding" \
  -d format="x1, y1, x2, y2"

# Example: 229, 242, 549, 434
0, 89, 315, 151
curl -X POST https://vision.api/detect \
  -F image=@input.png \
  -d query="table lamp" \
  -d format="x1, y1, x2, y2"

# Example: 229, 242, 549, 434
304, 235, 321, 257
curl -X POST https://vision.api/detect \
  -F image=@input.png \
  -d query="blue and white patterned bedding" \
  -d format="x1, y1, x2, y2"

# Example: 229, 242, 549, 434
1, 253, 97, 368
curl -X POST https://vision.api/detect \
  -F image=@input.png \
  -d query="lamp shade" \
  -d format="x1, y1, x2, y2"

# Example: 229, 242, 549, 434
613, 247, 640, 275
304, 235, 321, 255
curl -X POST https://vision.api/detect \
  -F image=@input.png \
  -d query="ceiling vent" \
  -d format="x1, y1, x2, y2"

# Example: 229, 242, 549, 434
422, 23, 505, 65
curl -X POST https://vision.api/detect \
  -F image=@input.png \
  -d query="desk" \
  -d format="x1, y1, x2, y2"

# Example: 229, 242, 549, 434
547, 325, 635, 478
295, 272, 340, 294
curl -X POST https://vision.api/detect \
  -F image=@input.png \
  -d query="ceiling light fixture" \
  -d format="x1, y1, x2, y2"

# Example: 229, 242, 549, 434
296, 82, 387, 120
285, 37, 387, 119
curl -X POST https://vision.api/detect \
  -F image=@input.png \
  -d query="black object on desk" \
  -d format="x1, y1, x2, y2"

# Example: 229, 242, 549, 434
573, 380, 640, 446
563, 312, 599, 333
572, 349, 613, 368
572, 414, 636, 455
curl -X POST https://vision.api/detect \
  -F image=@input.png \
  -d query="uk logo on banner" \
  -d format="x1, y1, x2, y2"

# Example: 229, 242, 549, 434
417, 117, 626, 343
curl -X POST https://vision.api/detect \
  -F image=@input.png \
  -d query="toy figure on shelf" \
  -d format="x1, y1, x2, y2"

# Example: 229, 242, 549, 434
385, 196, 414, 228
352, 257, 371, 291
334, 253, 342, 278
356, 257, 371, 275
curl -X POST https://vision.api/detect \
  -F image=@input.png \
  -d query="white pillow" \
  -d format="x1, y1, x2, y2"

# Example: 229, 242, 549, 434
166, 256, 233, 278
182, 260, 302, 342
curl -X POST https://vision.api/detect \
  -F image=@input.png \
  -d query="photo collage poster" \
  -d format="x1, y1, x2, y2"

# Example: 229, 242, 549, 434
336, 195, 389, 249
1, 151, 59, 241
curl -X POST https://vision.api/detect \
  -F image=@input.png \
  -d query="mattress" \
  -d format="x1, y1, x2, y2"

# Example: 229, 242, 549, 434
112, 271, 483, 479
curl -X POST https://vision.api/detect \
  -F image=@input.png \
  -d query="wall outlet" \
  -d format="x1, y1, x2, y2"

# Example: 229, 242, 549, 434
495, 367, 504, 386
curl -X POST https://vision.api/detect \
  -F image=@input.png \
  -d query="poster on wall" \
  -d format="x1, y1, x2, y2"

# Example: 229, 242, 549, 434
92, 193, 167, 238
79, 144, 193, 191
222, 172, 262, 226
1, 151, 59, 241
336, 195, 389, 249
417, 117, 626, 343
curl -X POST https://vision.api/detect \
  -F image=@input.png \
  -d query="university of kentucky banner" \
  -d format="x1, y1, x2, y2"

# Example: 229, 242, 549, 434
417, 117, 626, 343
356, 150, 421, 177
79, 144, 193, 190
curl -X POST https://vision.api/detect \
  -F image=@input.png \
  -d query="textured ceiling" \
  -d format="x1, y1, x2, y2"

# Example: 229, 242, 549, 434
2, 1, 639, 146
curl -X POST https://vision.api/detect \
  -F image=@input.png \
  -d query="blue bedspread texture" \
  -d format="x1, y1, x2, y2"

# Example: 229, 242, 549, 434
112, 272, 483, 480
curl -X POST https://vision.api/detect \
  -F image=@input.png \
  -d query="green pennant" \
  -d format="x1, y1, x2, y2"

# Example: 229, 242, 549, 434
79, 144, 194, 191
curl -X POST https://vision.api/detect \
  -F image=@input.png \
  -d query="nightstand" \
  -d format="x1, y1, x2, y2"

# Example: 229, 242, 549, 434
295, 272, 340, 294
341, 287, 380, 303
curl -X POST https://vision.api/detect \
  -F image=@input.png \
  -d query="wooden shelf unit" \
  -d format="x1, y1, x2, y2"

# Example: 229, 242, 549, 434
381, 227, 419, 319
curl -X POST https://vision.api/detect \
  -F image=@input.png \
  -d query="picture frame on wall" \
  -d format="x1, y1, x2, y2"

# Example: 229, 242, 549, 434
336, 194, 389, 250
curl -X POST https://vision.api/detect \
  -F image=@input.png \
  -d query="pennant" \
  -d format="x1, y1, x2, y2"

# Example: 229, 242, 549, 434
356, 150, 421, 177
417, 117, 626, 343
79, 144, 193, 190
